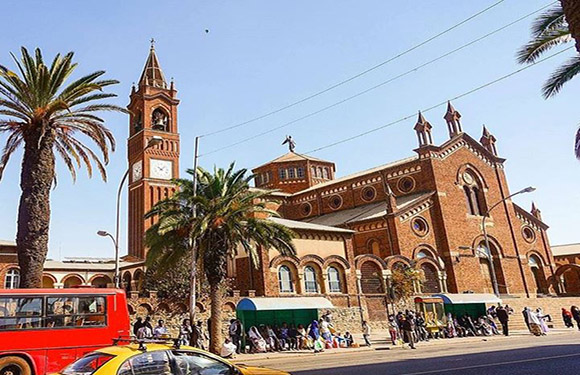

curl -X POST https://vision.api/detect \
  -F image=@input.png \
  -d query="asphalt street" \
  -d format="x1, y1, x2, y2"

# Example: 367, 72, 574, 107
237, 331, 580, 374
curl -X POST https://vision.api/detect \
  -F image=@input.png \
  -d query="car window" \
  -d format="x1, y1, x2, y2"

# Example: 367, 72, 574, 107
118, 350, 174, 375
63, 352, 114, 374
172, 351, 231, 375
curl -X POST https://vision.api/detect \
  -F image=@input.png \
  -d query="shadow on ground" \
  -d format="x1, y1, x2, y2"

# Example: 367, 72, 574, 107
291, 343, 580, 375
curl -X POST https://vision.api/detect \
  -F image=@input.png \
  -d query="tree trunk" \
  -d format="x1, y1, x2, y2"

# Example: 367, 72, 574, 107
561, 0, 580, 53
16, 124, 55, 288
209, 281, 223, 354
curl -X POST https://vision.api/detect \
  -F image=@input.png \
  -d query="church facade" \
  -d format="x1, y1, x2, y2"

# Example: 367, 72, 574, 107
0, 44, 573, 328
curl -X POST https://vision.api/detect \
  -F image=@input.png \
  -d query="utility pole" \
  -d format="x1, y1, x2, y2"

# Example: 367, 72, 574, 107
189, 136, 200, 324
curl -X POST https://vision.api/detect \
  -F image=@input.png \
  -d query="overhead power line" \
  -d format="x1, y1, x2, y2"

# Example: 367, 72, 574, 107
201, 0, 507, 137
305, 46, 574, 155
199, 2, 556, 157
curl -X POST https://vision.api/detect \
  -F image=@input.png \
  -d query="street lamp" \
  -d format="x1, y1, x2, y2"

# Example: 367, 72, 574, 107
475, 186, 536, 296
98, 135, 163, 288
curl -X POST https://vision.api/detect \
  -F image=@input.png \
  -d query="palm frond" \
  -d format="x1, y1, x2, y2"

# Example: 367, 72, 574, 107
531, 4, 566, 37
542, 55, 580, 98
516, 29, 571, 64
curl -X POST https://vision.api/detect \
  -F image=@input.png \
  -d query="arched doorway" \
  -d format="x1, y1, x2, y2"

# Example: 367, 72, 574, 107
556, 265, 580, 295
63, 275, 84, 288
477, 242, 507, 294
42, 274, 56, 288
420, 263, 441, 294
360, 261, 384, 294
122, 272, 132, 293
528, 255, 547, 294
91, 275, 113, 288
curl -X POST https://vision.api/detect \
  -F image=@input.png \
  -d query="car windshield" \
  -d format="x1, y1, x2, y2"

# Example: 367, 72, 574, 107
62, 352, 114, 375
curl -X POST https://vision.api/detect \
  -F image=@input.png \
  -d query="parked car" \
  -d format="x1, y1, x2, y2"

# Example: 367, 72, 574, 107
51, 342, 288, 375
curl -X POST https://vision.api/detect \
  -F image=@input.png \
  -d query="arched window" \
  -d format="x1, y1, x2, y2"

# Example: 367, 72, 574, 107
317, 167, 323, 178
304, 266, 319, 293
278, 265, 294, 293
420, 263, 441, 293
322, 168, 329, 179
4, 268, 20, 289
416, 250, 431, 259
327, 267, 342, 293
360, 261, 384, 294
461, 170, 487, 216
529, 255, 546, 294
151, 108, 169, 131
368, 240, 381, 257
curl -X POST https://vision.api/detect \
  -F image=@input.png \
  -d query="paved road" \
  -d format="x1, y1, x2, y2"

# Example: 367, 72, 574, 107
237, 332, 580, 374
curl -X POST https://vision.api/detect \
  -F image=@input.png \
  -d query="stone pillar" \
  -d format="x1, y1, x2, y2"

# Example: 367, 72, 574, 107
437, 271, 445, 293
298, 272, 305, 294
355, 270, 367, 322
321, 272, 328, 294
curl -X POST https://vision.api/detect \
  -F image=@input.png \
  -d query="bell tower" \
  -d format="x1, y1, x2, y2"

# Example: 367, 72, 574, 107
127, 40, 180, 260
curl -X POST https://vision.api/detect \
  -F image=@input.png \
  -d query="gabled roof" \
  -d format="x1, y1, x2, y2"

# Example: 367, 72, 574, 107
551, 243, 580, 257
513, 203, 548, 229
139, 43, 167, 88
268, 217, 353, 234
305, 191, 433, 227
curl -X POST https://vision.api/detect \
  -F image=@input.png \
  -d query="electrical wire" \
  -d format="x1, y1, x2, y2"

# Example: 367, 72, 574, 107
199, 2, 556, 157
200, 0, 507, 137
305, 46, 574, 155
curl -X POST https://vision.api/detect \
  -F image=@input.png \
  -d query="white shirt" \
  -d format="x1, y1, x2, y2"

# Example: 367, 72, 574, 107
153, 326, 168, 338
220, 341, 237, 358
137, 326, 153, 339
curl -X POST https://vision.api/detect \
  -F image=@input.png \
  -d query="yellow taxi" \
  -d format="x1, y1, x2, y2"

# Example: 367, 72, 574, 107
52, 341, 289, 375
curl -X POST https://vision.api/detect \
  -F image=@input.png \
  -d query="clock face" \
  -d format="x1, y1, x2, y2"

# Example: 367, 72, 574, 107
132, 161, 143, 182
150, 159, 172, 180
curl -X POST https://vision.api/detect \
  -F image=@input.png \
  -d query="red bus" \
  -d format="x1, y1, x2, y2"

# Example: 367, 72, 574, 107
0, 288, 130, 375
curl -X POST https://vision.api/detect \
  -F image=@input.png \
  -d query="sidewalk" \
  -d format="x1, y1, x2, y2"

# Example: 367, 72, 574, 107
232, 328, 574, 363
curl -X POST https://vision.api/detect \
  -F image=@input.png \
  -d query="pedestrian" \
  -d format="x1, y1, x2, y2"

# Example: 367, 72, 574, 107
220, 338, 237, 359
402, 313, 416, 349
562, 308, 574, 328
228, 319, 242, 354
192, 320, 208, 350
536, 308, 549, 335
362, 320, 371, 347
572, 306, 580, 330
153, 319, 168, 339
496, 305, 509, 336
526, 308, 543, 336
307, 320, 323, 353
388, 315, 399, 345
144, 316, 153, 330
522, 307, 530, 330
179, 318, 193, 346
137, 322, 153, 339
133, 317, 144, 337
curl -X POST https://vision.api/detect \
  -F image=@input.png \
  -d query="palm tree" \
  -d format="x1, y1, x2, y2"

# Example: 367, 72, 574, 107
517, 4, 580, 159
145, 164, 296, 354
560, 0, 580, 53
0, 47, 124, 287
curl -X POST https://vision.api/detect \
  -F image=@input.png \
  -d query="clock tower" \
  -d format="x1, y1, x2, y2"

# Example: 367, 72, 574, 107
127, 41, 180, 260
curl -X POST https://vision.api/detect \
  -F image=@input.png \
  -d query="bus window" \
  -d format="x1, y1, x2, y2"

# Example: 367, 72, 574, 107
46, 296, 106, 328
0, 297, 43, 330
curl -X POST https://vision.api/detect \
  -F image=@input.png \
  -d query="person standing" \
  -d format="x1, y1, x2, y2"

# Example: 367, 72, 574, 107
133, 317, 144, 337
228, 319, 242, 354
362, 320, 371, 347
388, 315, 399, 345
192, 320, 207, 350
571, 306, 580, 330
153, 319, 168, 339
496, 305, 509, 336
562, 308, 574, 328
402, 314, 416, 349
522, 307, 531, 330
179, 318, 193, 346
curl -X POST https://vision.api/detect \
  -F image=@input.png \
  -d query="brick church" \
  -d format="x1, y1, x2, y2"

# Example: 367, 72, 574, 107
2, 44, 577, 328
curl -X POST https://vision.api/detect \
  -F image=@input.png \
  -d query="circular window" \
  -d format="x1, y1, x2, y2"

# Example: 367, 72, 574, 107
361, 186, 377, 202
329, 195, 343, 210
301, 202, 312, 217
411, 217, 429, 237
463, 172, 475, 185
522, 226, 536, 243
398, 177, 415, 193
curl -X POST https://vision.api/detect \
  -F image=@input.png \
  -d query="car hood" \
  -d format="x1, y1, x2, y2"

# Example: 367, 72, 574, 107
237, 364, 289, 375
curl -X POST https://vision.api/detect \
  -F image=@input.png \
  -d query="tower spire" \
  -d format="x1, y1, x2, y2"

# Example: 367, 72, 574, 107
139, 39, 167, 89
414, 111, 433, 147
480, 125, 498, 156
444, 100, 462, 138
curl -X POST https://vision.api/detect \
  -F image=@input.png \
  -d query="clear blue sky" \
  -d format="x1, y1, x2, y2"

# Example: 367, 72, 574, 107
1, 0, 578, 260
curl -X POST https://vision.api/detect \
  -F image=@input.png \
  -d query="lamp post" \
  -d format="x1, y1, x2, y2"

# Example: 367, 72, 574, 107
461, 186, 536, 296
189, 136, 200, 324
98, 135, 163, 288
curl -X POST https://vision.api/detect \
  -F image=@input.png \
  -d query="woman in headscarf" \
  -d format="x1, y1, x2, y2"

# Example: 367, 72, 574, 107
248, 326, 267, 353
526, 307, 542, 336
562, 308, 574, 328
536, 308, 549, 335
307, 320, 323, 353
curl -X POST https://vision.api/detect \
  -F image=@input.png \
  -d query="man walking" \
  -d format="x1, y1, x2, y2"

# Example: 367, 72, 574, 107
402, 313, 416, 349
496, 305, 509, 336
